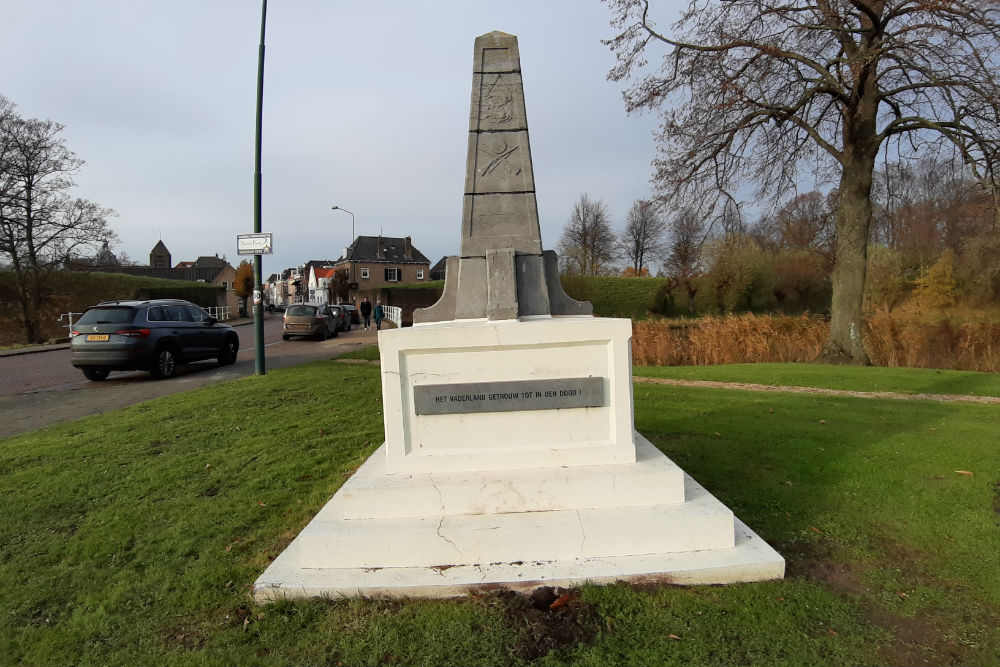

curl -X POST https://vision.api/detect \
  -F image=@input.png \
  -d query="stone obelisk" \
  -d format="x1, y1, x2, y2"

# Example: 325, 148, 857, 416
414, 31, 590, 323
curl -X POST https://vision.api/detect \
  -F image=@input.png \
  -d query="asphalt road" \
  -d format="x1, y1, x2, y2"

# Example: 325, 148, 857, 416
0, 316, 379, 439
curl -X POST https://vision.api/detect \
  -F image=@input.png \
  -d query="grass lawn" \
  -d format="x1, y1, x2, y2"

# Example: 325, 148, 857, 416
634, 361, 1000, 397
1, 359, 998, 665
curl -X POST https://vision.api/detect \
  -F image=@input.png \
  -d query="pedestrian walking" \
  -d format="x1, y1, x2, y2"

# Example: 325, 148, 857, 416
373, 301, 384, 330
360, 297, 372, 330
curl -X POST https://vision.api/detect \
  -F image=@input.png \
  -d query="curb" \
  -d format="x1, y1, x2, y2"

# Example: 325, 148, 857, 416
0, 317, 263, 358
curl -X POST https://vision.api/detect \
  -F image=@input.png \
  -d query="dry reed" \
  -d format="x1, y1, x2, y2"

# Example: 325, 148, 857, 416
632, 312, 1000, 372
865, 310, 1000, 372
632, 314, 827, 366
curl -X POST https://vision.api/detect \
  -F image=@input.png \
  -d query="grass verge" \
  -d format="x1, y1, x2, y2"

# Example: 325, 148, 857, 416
1, 361, 998, 665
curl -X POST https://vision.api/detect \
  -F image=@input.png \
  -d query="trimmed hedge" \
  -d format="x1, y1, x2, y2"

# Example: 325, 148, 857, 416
0, 271, 224, 345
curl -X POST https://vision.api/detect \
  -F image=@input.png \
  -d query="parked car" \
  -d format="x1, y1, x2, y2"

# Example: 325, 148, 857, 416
339, 303, 360, 325
328, 304, 351, 332
282, 303, 339, 340
70, 299, 239, 381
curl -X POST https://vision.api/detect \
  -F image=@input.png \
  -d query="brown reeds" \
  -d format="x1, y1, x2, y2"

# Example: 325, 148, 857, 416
865, 310, 1000, 372
632, 314, 827, 366
632, 312, 1000, 371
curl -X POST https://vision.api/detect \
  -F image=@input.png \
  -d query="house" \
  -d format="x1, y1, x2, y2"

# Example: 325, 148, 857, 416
429, 256, 447, 281
331, 235, 430, 305
63, 240, 122, 271
307, 266, 336, 304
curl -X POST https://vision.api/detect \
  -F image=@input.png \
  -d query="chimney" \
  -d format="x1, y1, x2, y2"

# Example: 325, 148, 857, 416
404, 236, 413, 260
377, 236, 384, 259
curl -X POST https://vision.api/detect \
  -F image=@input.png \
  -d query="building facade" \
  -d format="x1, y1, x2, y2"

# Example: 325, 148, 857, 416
332, 235, 430, 305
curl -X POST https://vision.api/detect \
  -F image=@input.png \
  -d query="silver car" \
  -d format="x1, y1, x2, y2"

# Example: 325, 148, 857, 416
281, 303, 339, 340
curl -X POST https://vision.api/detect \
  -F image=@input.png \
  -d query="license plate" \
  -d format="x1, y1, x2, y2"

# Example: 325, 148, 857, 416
86, 334, 110, 342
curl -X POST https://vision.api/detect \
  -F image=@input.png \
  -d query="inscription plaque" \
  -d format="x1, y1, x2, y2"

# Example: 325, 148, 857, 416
414, 377, 604, 415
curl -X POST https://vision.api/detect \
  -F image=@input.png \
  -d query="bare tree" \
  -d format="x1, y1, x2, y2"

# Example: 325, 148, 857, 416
558, 194, 618, 276
872, 155, 991, 269
619, 199, 666, 274
663, 206, 707, 308
0, 96, 116, 343
605, 0, 1000, 363
754, 190, 836, 267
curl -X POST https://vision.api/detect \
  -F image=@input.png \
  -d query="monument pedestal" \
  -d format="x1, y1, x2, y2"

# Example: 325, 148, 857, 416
254, 318, 783, 601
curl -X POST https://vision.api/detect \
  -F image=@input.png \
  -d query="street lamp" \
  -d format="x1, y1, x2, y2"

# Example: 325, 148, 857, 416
331, 205, 356, 303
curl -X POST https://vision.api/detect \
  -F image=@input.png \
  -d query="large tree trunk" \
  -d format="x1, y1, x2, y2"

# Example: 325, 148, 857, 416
819, 148, 877, 364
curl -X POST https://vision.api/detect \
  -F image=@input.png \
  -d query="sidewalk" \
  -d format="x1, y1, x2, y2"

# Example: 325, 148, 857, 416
0, 315, 261, 358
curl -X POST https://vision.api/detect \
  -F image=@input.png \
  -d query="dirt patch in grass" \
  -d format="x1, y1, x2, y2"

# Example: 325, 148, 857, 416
485, 587, 599, 662
781, 537, 995, 666
781, 539, 870, 596
867, 607, 965, 667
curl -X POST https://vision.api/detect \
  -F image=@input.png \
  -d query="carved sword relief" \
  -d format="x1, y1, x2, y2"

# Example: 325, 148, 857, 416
479, 138, 521, 178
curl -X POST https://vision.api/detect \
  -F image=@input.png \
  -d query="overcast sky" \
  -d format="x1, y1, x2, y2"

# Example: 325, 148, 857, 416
2, 1, 682, 275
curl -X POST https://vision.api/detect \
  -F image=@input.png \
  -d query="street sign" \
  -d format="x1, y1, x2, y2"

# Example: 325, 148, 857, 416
237, 233, 273, 255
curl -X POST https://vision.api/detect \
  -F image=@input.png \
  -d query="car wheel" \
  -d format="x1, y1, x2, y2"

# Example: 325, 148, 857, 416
217, 336, 238, 366
330, 323, 339, 337
315, 326, 327, 341
150, 346, 177, 379
282, 334, 290, 341
82, 368, 110, 381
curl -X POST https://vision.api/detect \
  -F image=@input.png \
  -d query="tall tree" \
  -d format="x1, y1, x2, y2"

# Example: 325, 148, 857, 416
0, 96, 116, 343
558, 194, 618, 276
619, 199, 666, 274
753, 190, 836, 267
664, 206, 707, 307
605, 0, 1000, 363
234, 260, 254, 311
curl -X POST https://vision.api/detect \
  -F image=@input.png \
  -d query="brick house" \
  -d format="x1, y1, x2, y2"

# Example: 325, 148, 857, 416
332, 236, 430, 305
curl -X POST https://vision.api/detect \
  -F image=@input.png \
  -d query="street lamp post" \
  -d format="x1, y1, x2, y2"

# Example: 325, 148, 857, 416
251, 0, 267, 376
331, 205, 355, 303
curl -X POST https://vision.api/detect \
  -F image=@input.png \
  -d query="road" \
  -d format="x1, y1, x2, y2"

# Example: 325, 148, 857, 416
0, 316, 379, 439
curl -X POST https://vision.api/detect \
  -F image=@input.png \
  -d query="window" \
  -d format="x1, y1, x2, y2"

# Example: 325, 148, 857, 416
222, 281, 230, 290
385, 267, 400, 282
416, 269, 425, 280
361, 267, 370, 279
77, 307, 136, 325
185, 305, 210, 322
165, 305, 193, 322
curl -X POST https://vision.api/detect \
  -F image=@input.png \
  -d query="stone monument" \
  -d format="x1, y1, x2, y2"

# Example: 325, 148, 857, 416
254, 32, 783, 601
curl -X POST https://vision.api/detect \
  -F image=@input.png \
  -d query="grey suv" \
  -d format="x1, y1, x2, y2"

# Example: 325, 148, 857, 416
70, 299, 240, 380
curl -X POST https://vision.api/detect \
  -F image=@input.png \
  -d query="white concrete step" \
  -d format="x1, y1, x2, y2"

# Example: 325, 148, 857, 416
341, 435, 685, 520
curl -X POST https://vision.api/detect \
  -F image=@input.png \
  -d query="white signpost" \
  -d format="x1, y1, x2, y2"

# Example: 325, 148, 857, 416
237, 233, 273, 255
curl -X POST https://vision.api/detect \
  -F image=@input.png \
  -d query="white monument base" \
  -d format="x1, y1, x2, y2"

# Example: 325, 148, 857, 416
254, 316, 783, 601
254, 434, 784, 601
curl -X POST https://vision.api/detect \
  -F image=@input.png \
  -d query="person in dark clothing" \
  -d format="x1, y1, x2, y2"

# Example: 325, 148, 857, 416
373, 301, 385, 330
360, 297, 373, 330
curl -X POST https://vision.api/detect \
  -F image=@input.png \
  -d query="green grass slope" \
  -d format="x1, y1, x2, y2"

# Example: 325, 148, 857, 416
561, 275, 669, 320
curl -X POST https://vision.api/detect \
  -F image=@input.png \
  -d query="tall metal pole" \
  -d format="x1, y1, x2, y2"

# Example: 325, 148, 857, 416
252, 0, 267, 375
331, 205, 355, 303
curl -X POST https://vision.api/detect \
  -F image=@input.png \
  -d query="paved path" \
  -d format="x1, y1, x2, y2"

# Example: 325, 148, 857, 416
0, 317, 379, 439
633, 376, 1000, 404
